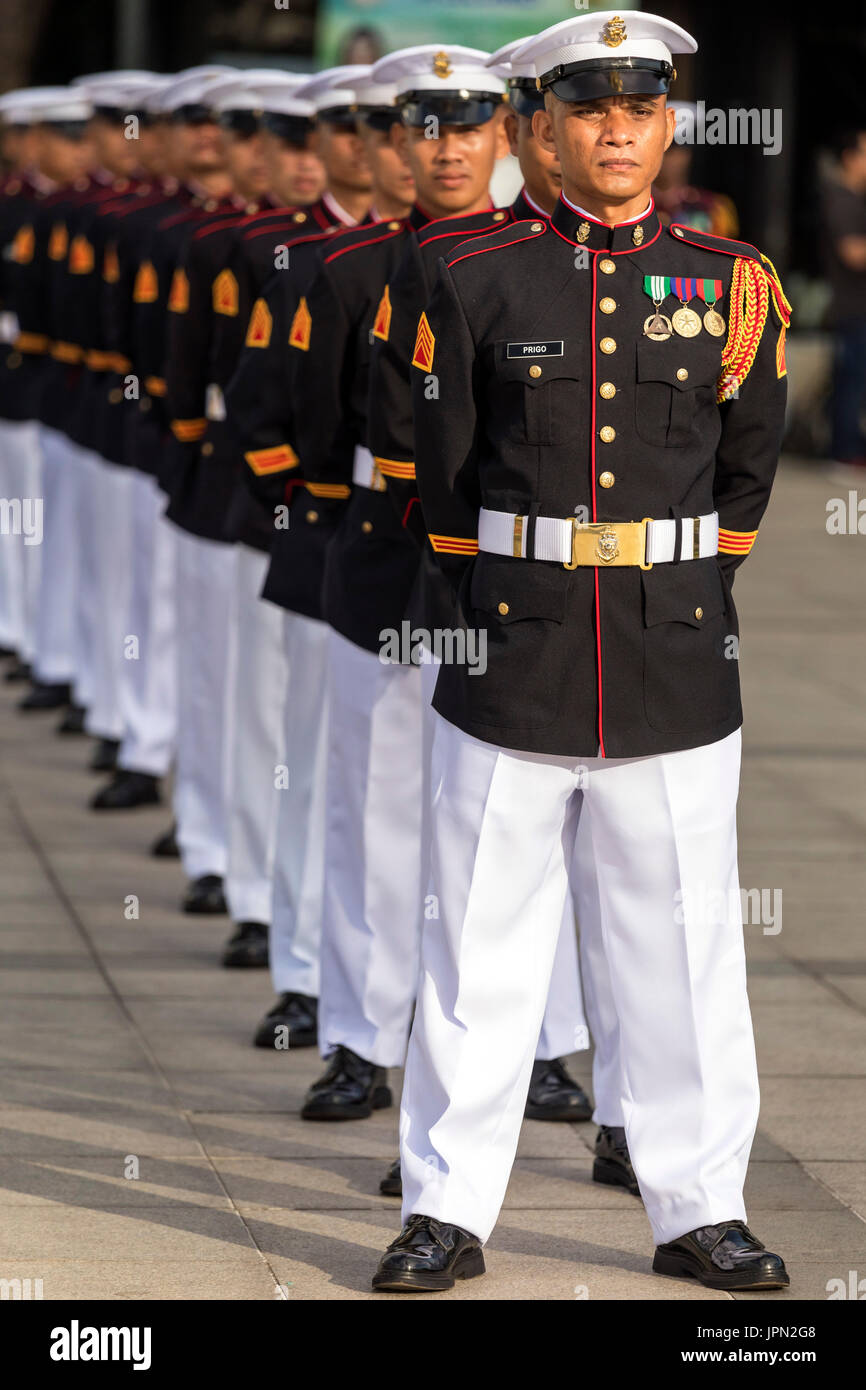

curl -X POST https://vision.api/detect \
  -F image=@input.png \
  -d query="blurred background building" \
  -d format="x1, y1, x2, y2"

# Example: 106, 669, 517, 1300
2, 0, 865, 458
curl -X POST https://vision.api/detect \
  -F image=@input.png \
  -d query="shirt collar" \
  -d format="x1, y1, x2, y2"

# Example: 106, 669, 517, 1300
552, 192, 660, 255
322, 190, 359, 227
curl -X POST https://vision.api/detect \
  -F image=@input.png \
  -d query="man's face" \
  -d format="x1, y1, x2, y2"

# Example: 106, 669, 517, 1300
261, 129, 325, 206
172, 118, 225, 177
34, 126, 93, 183
505, 110, 561, 210
137, 121, 169, 179
395, 110, 509, 216
88, 115, 139, 177
221, 128, 269, 201
357, 121, 416, 209
314, 122, 372, 192
534, 93, 674, 207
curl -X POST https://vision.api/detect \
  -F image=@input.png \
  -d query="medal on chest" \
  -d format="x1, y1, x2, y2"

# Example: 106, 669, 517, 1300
643, 276, 726, 340
642, 276, 673, 340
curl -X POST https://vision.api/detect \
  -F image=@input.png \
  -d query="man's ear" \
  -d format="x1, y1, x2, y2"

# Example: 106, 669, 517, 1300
493, 106, 510, 160
503, 110, 519, 158
663, 101, 676, 153
532, 104, 557, 156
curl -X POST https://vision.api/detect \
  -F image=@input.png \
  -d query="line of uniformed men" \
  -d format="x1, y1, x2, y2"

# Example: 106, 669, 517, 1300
0, 46, 636, 1208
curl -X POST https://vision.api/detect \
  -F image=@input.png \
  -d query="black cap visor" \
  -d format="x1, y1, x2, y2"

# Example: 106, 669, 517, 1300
168, 103, 218, 127
261, 112, 316, 145
543, 58, 673, 104
39, 119, 90, 140
218, 109, 262, 138
399, 91, 505, 129
508, 80, 545, 119
357, 105, 400, 132
317, 105, 358, 131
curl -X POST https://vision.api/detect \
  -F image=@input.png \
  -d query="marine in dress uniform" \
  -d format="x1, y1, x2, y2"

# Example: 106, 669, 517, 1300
373, 12, 792, 1294
9, 86, 105, 723
0, 90, 69, 682
223, 66, 373, 998
314, 46, 591, 1153
164, 72, 308, 969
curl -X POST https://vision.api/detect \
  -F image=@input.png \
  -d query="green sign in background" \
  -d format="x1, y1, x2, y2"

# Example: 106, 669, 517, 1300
316, 0, 638, 67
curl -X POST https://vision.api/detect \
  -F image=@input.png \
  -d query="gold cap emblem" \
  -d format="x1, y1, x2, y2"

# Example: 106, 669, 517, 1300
433, 51, 453, 80
601, 16, 627, 48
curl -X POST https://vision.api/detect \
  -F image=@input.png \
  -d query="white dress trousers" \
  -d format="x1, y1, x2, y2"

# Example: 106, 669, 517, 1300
172, 527, 237, 881
223, 545, 288, 925
117, 473, 178, 778
83, 459, 134, 741
32, 427, 81, 685
399, 719, 758, 1247
0, 419, 42, 660
319, 635, 591, 1072
318, 631, 426, 1067
268, 609, 330, 998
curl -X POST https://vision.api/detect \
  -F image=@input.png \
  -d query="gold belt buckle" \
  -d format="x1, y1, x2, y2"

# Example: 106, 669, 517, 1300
564, 519, 653, 571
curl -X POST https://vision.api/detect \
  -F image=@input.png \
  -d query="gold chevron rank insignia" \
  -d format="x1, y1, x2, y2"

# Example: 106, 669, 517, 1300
48, 223, 68, 261
372, 284, 392, 342
212, 267, 239, 316
245, 297, 272, 348
133, 260, 158, 303
69, 235, 94, 274
168, 267, 189, 313
289, 296, 312, 351
412, 312, 435, 372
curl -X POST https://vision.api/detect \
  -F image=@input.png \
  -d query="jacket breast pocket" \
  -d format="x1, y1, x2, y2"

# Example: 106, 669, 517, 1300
634, 339, 718, 448
463, 552, 569, 730
487, 340, 582, 447
641, 560, 740, 735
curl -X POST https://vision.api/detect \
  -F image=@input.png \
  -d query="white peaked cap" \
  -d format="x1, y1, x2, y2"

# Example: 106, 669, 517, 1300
0, 86, 93, 123
371, 45, 506, 98
485, 38, 538, 83
157, 69, 240, 114
295, 66, 371, 112
512, 11, 697, 80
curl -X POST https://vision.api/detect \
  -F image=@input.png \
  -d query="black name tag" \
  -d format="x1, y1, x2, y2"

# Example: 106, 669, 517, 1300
506, 341, 564, 358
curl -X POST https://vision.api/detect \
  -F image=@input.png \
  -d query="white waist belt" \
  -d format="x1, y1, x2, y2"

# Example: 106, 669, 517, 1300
205, 383, 226, 422
478, 508, 719, 565
352, 444, 386, 491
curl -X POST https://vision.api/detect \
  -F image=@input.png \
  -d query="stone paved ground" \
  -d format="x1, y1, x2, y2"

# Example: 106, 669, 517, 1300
1, 458, 865, 1301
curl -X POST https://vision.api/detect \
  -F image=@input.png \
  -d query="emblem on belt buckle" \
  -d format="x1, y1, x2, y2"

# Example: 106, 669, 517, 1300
595, 528, 620, 563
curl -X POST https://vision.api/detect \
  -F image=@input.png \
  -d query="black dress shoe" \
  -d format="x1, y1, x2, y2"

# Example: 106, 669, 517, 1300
4, 659, 31, 683
380, 1158, 402, 1197
653, 1221, 789, 1291
593, 1124, 640, 1196
253, 992, 317, 1047
372, 1215, 485, 1292
221, 921, 268, 967
18, 681, 70, 710
89, 737, 120, 772
151, 824, 180, 858
57, 703, 87, 734
524, 1057, 593, 1121
90, 770, 161, 810
301, 1045, 392, 1121
182, 874, 227, 915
